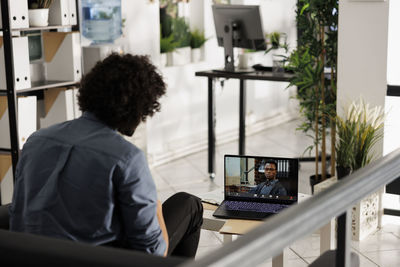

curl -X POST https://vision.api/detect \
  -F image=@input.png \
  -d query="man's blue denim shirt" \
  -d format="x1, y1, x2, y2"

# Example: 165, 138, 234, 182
9, 112, 166, 255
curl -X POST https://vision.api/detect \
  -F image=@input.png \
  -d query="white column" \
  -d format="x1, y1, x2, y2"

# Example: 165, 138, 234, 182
337, 0, 389, 238
337, 0, 389, 118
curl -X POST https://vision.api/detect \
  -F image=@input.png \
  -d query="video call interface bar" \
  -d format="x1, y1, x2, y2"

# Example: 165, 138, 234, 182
226, 191, 297, 201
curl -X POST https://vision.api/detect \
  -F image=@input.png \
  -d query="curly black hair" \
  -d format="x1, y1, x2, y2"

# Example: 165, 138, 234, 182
78, 53, 166, 136
264, 160, 277, 170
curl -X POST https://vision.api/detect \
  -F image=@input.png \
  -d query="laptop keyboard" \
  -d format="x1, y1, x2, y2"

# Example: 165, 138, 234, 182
223, 200, 289, 214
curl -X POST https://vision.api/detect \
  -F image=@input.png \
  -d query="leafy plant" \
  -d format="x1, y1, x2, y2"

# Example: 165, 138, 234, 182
270, 32, 281, 48
172, 17, 191, 48
160, 10, 173, 38
265, 32, 288, 54
286, 0, 338, 181
336, 99, 385, 172
190, 29, 208, 49
160, 34, 177, 53
28, 0, 54, 9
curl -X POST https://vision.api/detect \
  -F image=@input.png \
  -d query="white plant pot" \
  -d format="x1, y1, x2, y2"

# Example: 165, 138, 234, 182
160, 53, 168, 67
191, 48, 202, 63
28, 9, 49, 27
171, 47, 191, 66
167, 52, 173, 67
238, 53, 254, 69
351, 192, 380, 241
314, 176, 380, 242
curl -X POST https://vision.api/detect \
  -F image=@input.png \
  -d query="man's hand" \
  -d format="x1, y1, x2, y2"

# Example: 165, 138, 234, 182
156, 200, 169, 257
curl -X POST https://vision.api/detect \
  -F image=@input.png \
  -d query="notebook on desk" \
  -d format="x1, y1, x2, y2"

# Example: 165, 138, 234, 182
213, 154, 299, 220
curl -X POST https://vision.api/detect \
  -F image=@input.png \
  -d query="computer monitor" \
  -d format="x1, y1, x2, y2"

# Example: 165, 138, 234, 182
212, 5, 266, 72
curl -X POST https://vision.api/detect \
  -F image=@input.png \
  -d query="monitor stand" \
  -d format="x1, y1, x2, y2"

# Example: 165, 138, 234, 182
212, 20, 255, 74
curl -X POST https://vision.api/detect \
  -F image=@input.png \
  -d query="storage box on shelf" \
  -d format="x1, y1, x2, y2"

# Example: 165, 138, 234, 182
49, 0, 77, 26
0, 97, 8, 149
0, 96, 37, 150
17, 96, 37, 148
39, 87, 80, 128
43, 31, 82, 81
0, 0, 29, 29
0, 153, 13, 204
0, 36, 31, 90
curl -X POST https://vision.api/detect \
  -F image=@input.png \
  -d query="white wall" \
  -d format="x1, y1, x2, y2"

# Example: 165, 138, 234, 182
337, 0, 389, 158
120, 0, 160, 60
384, 0, 400, 156
118, 0, 298, 165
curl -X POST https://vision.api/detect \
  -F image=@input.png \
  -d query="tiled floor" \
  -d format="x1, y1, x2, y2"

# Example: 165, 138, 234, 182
151, 119, 400, 266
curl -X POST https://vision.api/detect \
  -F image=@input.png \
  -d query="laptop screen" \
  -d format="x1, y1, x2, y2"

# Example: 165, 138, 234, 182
224, 155, 299, 204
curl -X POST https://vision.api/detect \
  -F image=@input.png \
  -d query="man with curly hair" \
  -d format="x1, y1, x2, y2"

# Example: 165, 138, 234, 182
9, 54, 203, 258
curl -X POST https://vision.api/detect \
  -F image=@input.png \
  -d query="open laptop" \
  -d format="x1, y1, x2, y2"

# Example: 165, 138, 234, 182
213, 155, 299, 220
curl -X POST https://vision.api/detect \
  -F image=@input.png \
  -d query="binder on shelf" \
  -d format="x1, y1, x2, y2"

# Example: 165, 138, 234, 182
39, 87, 75, 128
0, 154, 13, 205
49, 0, 69, 26
18, 96, 37, 149
43, 32, 82, 81
49, 0, 77, 26
0, 96, 37, 150
0, 0, 29, 29
0, 96, 10, 149
69, 0, 78, 26
0, 36, 31, 90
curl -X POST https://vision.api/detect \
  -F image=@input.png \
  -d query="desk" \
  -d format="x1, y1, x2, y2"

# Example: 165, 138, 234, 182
195, 70, 294, 179
201, 193, 312, 267
202, 203, 286, 267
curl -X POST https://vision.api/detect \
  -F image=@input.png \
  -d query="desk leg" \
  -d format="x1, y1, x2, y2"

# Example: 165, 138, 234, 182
320, 219, 336, 254
239, 79, 246, 155
208, 78, 216, 179
272, 251, 286, 267
223, 234, 233, 243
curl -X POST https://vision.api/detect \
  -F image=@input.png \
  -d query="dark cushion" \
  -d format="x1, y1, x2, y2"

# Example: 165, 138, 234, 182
0, 229, 187, 267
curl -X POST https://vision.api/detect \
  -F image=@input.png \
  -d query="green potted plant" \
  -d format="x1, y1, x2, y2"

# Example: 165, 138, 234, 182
160, 0, 191, 66
190, 29, 208, 63
28, 0, 54, 27
264, 32, 289, 74
336, 98, 385, 241
160, 32, 177, 67
170, 17, 191, 65
265, 32, 288, 54
286, 0, 338, 190
336, 99, 385, 179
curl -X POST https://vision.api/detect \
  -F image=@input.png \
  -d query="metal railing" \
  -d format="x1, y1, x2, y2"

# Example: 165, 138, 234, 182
181, 147, 400, 267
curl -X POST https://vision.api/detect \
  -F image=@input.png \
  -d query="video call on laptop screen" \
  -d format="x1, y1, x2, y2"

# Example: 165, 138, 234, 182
224, 155, 299, 202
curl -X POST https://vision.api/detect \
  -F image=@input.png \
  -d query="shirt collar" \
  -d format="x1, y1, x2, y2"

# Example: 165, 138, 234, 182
265, 179, 278, 186
81, 112, 115, 131
81, 111, 99, 121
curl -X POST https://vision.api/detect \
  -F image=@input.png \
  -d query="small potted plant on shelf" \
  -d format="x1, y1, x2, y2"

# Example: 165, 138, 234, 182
171, 17, 191, 66
336, 98, 385, 179
190, 29, 208, 63
28, 0, 54, 27
160, 33, 177, 67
